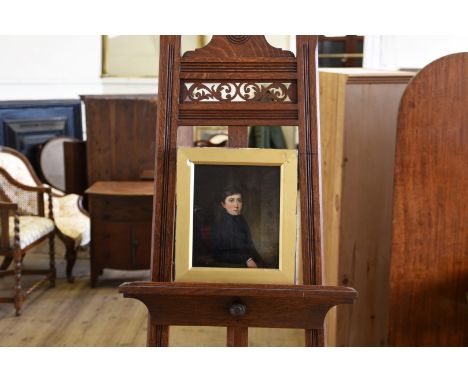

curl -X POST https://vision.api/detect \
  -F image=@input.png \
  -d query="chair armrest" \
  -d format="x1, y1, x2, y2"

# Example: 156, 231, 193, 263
0, 168, 49, 193
50, 187, 65, 197
0, 201, 18, 211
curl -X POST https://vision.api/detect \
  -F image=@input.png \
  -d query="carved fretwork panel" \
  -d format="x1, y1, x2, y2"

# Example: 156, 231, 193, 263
180, 81, 297, 103
178, 35, 299, 126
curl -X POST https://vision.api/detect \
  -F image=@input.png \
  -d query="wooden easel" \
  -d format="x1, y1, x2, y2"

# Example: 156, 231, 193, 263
119, 35, 357, 347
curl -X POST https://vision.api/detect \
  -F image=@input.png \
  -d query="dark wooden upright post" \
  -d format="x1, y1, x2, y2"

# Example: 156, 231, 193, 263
149, 35, 181, 346
296, 35, 324, 346
227, 327, 248, 347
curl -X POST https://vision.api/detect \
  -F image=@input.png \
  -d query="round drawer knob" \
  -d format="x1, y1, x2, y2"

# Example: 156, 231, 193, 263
229, 303, 247, 316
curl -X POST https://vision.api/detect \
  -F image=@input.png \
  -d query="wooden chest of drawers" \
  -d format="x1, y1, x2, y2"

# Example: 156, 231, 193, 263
86, 181, 153, 287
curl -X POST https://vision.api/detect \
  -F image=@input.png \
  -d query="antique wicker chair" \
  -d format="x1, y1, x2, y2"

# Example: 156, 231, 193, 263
0, 167, 56, 315
0, 146, 90, 282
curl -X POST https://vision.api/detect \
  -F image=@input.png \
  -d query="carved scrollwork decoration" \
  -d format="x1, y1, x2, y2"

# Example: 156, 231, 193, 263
181, 81, 297, 103
213, 82, 238, 101
187, 83, 219, 102
236, 82, 262, 101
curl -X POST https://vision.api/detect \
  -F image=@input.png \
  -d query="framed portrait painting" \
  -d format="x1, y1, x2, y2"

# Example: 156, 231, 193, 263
175, 147, 298, 284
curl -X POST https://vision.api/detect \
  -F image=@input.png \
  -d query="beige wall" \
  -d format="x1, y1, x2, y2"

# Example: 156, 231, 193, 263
103, 35, 204, 77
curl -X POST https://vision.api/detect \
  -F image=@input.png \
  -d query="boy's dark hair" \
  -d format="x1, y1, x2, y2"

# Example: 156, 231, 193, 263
219, 185, 243, 203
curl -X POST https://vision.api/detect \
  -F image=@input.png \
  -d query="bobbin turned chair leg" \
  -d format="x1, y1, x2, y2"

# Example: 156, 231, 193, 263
14, 251, 23, 316
0, 164, 62, 316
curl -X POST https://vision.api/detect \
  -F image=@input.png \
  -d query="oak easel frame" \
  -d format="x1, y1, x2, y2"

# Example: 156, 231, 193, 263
119, 35, 357, 347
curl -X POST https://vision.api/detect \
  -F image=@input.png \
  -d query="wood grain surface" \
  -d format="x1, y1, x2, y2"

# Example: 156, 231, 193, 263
87, 183, 153, 287
296, 36, 325, 346
120, 282, 357, 329
63, 140, 87, 195
81, 95, 157, 186
149, 35, 181, 346
389, 53, 468, 346
86, 181, 154, 196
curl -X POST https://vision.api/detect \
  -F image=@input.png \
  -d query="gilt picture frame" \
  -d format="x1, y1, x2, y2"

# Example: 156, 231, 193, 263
175, 147, 297, 284
194, 126, 228, 142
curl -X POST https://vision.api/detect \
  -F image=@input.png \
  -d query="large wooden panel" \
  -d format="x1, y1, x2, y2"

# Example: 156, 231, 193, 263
389, 53, 468, 346
81, 95, 157, 186
320, 69, 414, 346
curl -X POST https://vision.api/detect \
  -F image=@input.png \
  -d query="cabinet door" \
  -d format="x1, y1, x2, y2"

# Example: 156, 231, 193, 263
129, 222, 152, 268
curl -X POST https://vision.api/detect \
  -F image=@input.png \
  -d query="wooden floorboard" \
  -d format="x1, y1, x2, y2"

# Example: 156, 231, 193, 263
0, 248, 149, 346
0, 243, 304, 346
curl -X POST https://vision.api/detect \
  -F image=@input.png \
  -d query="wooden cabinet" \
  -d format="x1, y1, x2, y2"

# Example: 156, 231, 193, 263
80, 94, 158, 186
319, 69, 415, 346
86, 181, 153, 287
80, 95, 158, 285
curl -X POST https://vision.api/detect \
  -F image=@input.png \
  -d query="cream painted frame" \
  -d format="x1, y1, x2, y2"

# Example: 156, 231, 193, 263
175, 147, 298, 284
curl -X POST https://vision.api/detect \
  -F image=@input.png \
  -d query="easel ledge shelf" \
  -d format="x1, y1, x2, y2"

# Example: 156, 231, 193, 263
118, 282, 357, 337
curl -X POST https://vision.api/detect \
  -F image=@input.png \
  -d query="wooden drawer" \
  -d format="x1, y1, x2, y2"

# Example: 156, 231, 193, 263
90, 195, 153, 221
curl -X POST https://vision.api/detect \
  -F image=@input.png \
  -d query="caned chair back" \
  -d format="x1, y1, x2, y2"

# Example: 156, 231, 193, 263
0, 147, 41, 188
